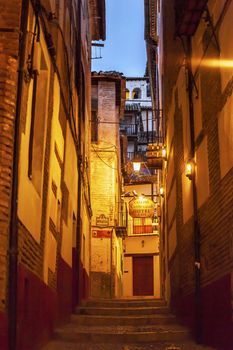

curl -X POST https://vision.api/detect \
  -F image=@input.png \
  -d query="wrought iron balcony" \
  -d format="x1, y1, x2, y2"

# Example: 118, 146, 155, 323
115, 204, 128, 237
120, 123, 138, 136
138, 131, 164, 144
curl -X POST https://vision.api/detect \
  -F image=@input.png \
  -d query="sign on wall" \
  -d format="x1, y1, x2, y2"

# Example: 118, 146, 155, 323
129, 197, 155, 218
92, 229, 111, 238
96, 214, 109, 227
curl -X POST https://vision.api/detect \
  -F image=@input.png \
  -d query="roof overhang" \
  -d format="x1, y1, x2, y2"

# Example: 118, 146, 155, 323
175, 0, 208, 36
89, 0, 106, 41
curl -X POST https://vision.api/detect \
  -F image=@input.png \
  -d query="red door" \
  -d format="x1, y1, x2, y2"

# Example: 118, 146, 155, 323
133, 256, 154, 296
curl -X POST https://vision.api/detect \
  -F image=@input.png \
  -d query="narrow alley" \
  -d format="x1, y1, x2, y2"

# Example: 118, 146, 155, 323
0, 1, 232, 350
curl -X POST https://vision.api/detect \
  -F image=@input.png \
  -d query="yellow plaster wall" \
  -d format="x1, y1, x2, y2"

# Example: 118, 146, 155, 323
44, 75, 64, 281
167, 183, 176, 227
182, 172, 194, 223
81, 203, 90, 274
168, 219, 177, 260
218, 1, 233, 91
153, 255, 161, 297
193, 74, 203, 139
18, 34, 50, 243
167, 97, 175, 154
196, 137, 210, 207
124, 235, 159, 255
91, 236, 111, 273
218, 96, 233, 178
123, 257, 132, 296
124, 183, 155, 197
167, 147, 174, 194
61, 124, 78, 266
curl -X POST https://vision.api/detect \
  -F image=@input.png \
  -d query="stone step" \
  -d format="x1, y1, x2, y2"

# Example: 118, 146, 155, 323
76, 306, 170, 316
53, 324, 191, 343
81, 298, 167, 308
71, 314, 176, 326
41, 341, 216, 350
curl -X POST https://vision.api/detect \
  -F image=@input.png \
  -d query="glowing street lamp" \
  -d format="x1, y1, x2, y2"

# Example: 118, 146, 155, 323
132, 154, 143, 172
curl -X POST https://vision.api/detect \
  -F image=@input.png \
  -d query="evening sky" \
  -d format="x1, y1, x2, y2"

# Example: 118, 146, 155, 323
91, 0, 147, 77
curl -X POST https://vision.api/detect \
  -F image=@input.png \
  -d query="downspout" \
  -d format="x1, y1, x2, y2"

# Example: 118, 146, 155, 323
8, 0, 29, 349
186, 37, 202, 344
76, 0, 83, 305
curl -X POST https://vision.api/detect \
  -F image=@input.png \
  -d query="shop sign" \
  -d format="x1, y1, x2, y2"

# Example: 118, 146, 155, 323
92, 229, 111, 238
129, 197, 155, 218
96, 214, 109, 227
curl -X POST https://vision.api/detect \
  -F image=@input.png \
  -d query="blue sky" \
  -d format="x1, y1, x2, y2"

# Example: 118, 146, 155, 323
91, 0, 147, 77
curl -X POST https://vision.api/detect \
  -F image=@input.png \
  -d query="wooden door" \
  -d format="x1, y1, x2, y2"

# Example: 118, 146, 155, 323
133, 256, 154, 296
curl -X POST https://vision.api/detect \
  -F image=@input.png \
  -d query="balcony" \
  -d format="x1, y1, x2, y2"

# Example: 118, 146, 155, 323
175, 0, 208, 36
138, 131, 164, 144
120, 123, 138, 137
146, 143, 166, 169
115, 205, 128, 238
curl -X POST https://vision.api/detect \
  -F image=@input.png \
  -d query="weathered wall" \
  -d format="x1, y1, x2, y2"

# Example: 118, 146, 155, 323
0, 0, 95, 348
90, 79, 123, 298
0, 0, 22, 347
161, 0, 233, 348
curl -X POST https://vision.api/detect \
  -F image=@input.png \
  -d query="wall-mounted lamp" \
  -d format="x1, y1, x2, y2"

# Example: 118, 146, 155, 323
162, 147, 167, 159
185, 160, 194, 180
159, 186, 164, 197
132, 154, 143, 172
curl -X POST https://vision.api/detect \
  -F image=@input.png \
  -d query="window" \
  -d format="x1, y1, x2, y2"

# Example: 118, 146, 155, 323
147, 83, 151, 97
91, 111, 98, 142
28, 43, 49, 194
132, 88, 141, 99
133, 218, 153, 234
125, 88, 130, 100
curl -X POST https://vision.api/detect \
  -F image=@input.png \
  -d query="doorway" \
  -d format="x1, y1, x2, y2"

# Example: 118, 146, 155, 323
133, 255, 154, 295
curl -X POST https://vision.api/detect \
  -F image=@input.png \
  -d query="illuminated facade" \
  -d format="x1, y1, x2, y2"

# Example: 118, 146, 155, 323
90, 71, 126, 298
146, 0, 233, 348
0, 0, 105, 349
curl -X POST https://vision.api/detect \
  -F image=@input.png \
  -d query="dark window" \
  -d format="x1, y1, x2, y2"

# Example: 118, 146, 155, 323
91, 111, 98, 142
28, 45, 49, 195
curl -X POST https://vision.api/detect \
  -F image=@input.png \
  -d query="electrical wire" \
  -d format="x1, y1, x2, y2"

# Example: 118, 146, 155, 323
91, 145, 118, 170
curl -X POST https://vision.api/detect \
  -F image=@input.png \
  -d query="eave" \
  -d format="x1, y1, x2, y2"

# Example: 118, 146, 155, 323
175, 0, 208, 36
89, 0, 106, 41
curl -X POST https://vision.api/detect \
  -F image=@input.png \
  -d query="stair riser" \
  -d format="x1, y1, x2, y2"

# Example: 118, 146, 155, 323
76, 308, 170, 316
81, 301, 167, 308
55, 331, 191, 343
71, 316, 176, 326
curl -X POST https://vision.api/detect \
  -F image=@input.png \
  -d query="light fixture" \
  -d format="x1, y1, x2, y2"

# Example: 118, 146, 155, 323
132, 154, 143, 172
159, 186, 164, 197
185, 160, 194, 180
162, 147, 167, 159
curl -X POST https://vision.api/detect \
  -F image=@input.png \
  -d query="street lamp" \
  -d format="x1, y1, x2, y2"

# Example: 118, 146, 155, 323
132, 154, 143, 172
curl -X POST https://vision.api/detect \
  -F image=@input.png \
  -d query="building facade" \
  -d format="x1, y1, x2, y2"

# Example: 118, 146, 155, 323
145, 0, 233, 349
120, 77, 163, 298
90, 71, 126, 298
0, 0, 105, 349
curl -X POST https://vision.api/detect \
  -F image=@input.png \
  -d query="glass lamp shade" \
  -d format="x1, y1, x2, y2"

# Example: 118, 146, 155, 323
133, 161, 141, 172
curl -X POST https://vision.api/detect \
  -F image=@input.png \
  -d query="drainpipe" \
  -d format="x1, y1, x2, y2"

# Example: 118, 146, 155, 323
186, 37, 202, 343
8, 0, 29, 349
76, 0, 83, 305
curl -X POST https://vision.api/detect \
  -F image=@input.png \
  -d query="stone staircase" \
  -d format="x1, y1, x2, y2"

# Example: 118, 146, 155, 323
41, 298, 215, 350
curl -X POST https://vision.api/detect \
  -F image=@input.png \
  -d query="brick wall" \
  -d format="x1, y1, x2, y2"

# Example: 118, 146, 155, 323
163, 1, 233, 348
0, 0, 21, 311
